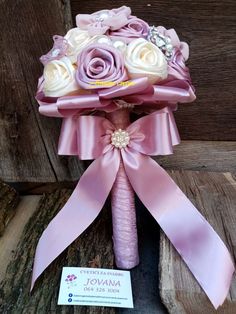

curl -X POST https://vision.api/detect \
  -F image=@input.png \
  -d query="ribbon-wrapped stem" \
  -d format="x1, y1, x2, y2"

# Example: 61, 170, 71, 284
106, 109, 139, 269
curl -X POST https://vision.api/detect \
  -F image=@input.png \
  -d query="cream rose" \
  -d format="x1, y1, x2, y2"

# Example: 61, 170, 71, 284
125, 38, 167, 84
65, 28, 112, 63
65, 28, 95, 63
43, 57, 78, 97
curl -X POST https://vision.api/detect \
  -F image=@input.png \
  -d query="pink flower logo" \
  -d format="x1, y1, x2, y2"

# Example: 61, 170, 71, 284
65, 274, 77, 288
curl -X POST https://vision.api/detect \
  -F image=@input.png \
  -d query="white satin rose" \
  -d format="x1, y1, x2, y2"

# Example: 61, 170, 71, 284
65, 28, 112, 63
125, 38, 167, 84
43, 57, 78, 97
65, 28, 95, 63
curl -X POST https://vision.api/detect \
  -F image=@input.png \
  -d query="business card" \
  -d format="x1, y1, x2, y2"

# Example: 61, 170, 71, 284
58, 267, 134, 308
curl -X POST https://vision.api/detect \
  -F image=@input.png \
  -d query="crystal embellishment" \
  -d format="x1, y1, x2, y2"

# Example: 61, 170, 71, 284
51, 48, 60, 57
148, 26, 174, 59
111, 129, 130, 149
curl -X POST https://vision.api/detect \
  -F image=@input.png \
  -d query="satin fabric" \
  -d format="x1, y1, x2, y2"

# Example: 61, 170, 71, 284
31, 109, 234, 309
36, 77, 195, 118
109, 16, 149, 43
76, 43, 128, 90
76, 6, 132, 36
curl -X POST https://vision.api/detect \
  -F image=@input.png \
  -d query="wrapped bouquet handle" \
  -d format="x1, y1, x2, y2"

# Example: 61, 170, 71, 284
32, 6, 234, 309
107, 109, 139, 269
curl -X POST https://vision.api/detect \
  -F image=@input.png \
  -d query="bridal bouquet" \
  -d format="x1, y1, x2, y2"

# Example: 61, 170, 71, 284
32, 6, 234, 309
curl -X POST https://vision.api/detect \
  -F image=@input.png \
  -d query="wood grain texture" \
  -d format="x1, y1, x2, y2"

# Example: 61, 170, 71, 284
0, 0, 83, 183
0, 195, 41, 281
0, 181, 19, 236
159, 170, 236, 313
3, 170, 236, 313
5, 140, 236, 194
0, 186, 168, 314
0, 190, 115, 314
155, 140, 236, 172
71, 0, 236, 140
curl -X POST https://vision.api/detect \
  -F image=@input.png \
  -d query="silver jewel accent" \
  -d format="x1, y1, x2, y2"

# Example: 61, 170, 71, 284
111, 129, 130, 149
113, 99, 135, 109
148, 26, 174, 60
51, 48, 60, 57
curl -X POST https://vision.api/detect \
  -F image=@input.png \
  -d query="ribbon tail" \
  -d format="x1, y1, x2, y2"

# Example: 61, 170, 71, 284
58, 117, 79, 155
122, 149, 234, 309
31, 149, 120, 290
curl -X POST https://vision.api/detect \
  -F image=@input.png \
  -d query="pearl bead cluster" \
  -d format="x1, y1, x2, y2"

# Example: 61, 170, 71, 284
148, 26, 173, 59
111, 129, 130, 149
95, 10, 110, 22
96, 37, 126, 53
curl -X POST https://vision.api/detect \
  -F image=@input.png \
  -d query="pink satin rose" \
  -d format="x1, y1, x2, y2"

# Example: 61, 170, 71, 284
168, 48, 192, 82
109, 16, 149, 43
165, 48, 195, 99
40, 35, 68, 65
76, 43, 128, 89
156, 26, 189, 61
76, 6, 131, 36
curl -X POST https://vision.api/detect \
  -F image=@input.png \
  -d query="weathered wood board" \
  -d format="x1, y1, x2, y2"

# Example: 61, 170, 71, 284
1, 170, 236, 313
0, 0, 83, 184
0, 181, 19, 235
0, 195, 41, 281
3, 140, 236, 192
71, 0, 236, 141
155, 141, 236, 173
0, 190, 115, 314
0, 184, 167, 314
159, 171, 236, 313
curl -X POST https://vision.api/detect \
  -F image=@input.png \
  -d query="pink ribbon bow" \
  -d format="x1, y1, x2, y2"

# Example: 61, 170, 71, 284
31, 108, 234, 309
36, 77, 195, 118
76, 6, 132, 36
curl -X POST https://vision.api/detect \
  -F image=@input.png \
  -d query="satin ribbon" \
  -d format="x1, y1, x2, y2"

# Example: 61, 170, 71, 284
31, 108, 234, 309
36, 77, 195, 118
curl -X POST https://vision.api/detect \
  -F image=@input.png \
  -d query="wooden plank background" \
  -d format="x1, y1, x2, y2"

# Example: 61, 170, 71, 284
0, 0, 83, 186
0, 185, 167, 313
159, 171, 236, 313
0, 0, 235, 186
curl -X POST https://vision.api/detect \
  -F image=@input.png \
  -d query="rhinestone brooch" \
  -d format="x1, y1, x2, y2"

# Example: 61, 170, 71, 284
111, 129, 130, 149
148, 26, 174, 59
